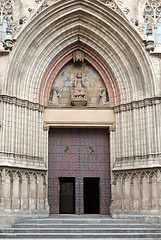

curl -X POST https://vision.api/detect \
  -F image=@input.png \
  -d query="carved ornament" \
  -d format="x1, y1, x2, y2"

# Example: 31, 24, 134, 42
0, 95, 45, 112
99, 0, 124, 17
114, 97, 161, 113
73, 50, 85, 64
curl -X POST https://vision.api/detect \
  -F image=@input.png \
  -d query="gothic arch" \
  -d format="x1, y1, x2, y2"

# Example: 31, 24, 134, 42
2, 0, 156, 106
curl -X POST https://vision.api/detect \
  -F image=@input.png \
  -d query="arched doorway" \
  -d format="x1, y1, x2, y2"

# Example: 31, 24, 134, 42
46, 50, 113, 215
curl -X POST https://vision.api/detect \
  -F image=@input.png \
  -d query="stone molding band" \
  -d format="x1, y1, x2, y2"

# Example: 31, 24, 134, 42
1, 96, 161, 114
114, 153, 161, 168
114, 97, 161, 113
0, 151, 44, 163
0, 95, 45, 112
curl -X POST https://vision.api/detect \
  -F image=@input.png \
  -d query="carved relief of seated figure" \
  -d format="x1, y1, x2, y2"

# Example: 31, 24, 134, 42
73, 72, 86, 99
71, 72, 87, 106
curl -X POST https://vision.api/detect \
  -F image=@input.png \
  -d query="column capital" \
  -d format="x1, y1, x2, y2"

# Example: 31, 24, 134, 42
43, 124, 49, 131
109, 126, 116, 132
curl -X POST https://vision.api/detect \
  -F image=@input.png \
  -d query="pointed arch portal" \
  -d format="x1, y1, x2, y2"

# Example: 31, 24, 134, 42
1, 0, 158, 217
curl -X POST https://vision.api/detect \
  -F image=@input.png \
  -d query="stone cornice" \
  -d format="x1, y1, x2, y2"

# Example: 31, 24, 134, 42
0, 95, 45, 112
114, 97, 161, 113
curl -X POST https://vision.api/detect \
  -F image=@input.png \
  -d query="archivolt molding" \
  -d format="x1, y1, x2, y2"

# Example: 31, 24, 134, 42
3, 0, 156, 106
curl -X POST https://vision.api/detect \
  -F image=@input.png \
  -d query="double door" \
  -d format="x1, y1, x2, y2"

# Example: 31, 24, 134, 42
48, 128, 111, 215
59, 177, 100, 214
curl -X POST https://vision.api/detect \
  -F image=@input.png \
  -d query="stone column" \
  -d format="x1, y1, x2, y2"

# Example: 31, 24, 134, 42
141, 175, 149, 211
123, 175, 131, 211
29, 174, 37, 212
3, 172, 12, 211
12, 173, 21, 211
158, 170, 161, 213
21, 173, 29, 211
109, 126, 116, 214
37, 174, 45, 210
115, 176, 123, 211
43, 124, 50, 212
151, 174, 159, 212
132, 175, 141, 211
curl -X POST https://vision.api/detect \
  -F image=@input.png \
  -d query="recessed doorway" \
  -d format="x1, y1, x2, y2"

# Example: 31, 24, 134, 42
59, 177, 75, 214
84, 177, 100, 214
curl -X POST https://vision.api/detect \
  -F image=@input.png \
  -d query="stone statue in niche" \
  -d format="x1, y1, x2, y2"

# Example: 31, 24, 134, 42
71, 72, 87, 106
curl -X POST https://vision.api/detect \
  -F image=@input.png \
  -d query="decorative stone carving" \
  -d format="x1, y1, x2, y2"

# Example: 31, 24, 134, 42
131, 17, 139, 26
49, 87, 61, 106
144, 13, 155, 51
35, 0, 43, 3
116, 0, 123, 6
19, 16, 29, 25
13, 25, 21, 32
0, 95, 45, 112
123, 7, 130, 15
143, 1, 160, 51
114, 97, 161, 113
36, 1, 49, 14
3, 7, 13, 50
43, 124, 49, 131
71, 72, 87, 106
28, 8, 36, 14
49, 56, 109, 108
100, 0, 124, 17
73, 50, 85, 63
109, 126, 116, 132
99, 87, 108, 105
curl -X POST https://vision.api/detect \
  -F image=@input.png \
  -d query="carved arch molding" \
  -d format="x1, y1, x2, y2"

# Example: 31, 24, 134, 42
49, 50, 109, 108
39, 44, 120, 108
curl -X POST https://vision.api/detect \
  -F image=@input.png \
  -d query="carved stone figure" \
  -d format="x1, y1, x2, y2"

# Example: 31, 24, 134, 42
99, 87, 107, 105
3, 8, 13, 50
71, 72, 87, 106
73, 51, 85, 63
144, 13, 155, 51
49, 87, 60, 106
5, 9, 13, 29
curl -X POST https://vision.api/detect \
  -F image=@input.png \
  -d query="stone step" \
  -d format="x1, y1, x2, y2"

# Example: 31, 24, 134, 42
1, 232, 161, 238
2, 227, 161, 233
1, 216, 161, 239
12, 223, 160, 229
2, 239, 161, 240
18, 218, 143, 224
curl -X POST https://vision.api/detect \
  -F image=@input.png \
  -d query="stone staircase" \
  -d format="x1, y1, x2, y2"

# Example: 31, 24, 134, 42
0, 216, 161, 239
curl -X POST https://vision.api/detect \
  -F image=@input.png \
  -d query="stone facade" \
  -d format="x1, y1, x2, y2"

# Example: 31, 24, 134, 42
0, 0, 161, 225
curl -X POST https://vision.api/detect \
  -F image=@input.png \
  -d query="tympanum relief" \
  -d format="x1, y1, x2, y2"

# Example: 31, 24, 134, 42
49, 51, 109, 107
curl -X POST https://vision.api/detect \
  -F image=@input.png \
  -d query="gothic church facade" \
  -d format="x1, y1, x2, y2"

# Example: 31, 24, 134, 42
0, 0, 161, 224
